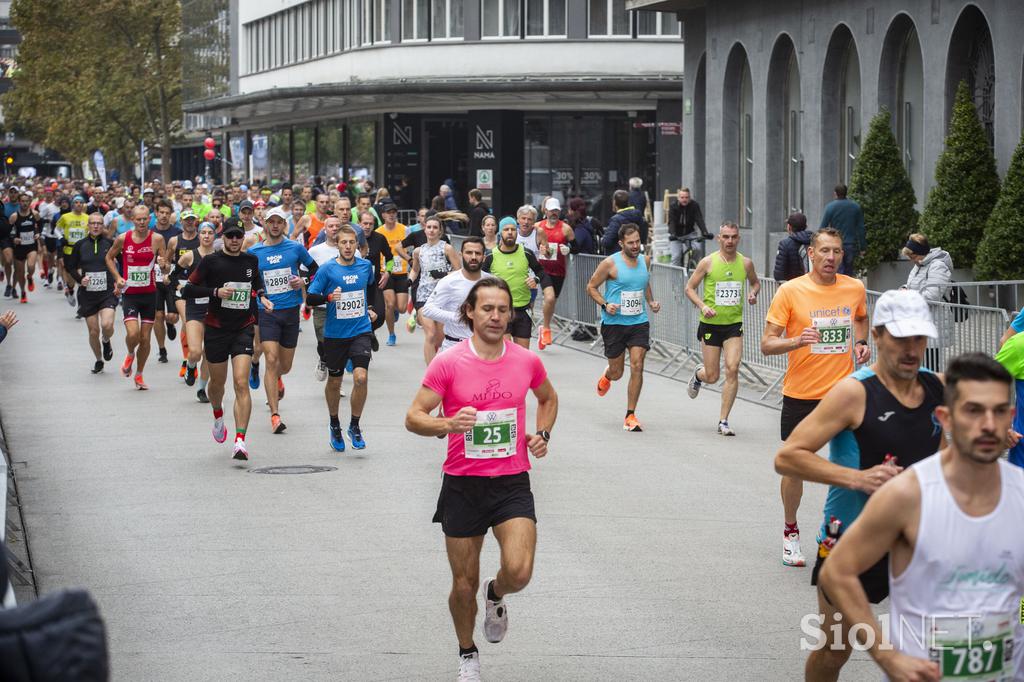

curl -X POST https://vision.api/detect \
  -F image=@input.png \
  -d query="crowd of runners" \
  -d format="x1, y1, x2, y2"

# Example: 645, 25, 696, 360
3, 175, 1024, 682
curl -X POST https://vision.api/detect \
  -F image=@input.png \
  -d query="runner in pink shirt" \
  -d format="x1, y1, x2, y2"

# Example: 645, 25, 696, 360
406, 277, 558, 682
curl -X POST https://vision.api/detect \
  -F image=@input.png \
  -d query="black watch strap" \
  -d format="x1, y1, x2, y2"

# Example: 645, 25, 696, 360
537, 430, 551, 442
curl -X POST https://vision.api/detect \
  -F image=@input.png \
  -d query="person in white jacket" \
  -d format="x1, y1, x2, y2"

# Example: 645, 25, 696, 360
421, 237, 493, 352
903, 233, 953, 369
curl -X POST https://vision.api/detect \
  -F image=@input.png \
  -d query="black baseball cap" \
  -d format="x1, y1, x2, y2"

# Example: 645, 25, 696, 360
222, 217, 245, 236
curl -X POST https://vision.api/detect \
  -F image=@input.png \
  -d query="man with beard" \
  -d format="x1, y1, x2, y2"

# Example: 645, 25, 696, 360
422, 237, 494, 352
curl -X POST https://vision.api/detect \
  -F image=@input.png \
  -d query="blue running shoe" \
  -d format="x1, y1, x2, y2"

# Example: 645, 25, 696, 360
346, 359, 353, 373
386, 333, 396, 346
329, 424, 345, 452
347, 425, 366, 449
248, 362, 260, 390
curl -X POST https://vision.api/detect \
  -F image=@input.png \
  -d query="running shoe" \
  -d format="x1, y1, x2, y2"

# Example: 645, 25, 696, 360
212, 419, 227, 443
347, 425, 366, 449
393, 309, 399, 322
783, 532, 806, 567
277, 377, 285, 400
406, 315, 417, 332
539, 326, 552, 349
687, 365, 703, 399
102, 339, 113, 361
43, 280, 50, 289
370, 334, 379, 352
185, 364, 197, 386
248, 363, 260, 390
481, 578, 508, 643
91, 360, 104, 374
232, 438, 249, 461
196, 388, 210, 403
596, 369, 611, 397
329, 424, 346, 452
406, 300, 414, 314
65, 288, 75, 307
623, 414, 643, 432
3, 284, 10, 298
19, 291, 26, 304
56, 280, 63, 292
179, 360, 187, 378
166, 321, 176, 341
120, 354, 134, 377
717, 420, 736, 436
27, 279, 34, 292
457, 652, 481, 682
386, 333, 396, 346
345, 359, 353, 373
157, 347, 168, 363
134, 374, 148, 391
302, 305, 311, 321
314, 360, 327, 382
271, 413, 286, 434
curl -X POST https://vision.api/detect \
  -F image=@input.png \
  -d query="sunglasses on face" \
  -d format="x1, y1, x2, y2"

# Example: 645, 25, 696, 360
224, 234, 244, 240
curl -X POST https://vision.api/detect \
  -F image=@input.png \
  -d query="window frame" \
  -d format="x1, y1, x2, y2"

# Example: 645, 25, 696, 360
526, 0, 566, 38
481, 0, 522, 39
587, 0, 632, 38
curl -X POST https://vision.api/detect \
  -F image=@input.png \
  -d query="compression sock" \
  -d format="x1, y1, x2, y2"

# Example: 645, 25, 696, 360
459, 645, 478, 657
235, 429, 246, 442
198, 378, 208, 390
487, 581, 500, 602
330, 415, 340, 428
784, 522, 799, 537
213, 408, 224, 420
349, 415, 360, 429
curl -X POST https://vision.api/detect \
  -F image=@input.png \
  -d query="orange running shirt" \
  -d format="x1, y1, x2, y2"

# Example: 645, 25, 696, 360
765, 273, 867, 400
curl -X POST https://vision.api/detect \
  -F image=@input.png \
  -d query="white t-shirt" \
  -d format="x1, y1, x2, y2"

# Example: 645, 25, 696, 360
308, 242, 340, 267
421, 269, 495, 349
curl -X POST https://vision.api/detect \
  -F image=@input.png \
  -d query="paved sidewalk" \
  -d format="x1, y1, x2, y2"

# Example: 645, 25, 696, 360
0, 290, 877, 680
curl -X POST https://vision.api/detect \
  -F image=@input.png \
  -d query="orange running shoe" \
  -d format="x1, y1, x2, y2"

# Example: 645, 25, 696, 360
121, 354, 134, 377
623, 414, 643, 432
179, 361, 187, 378
27, 279, 34, 292
271, 413, 286, 434
19, 292, 27, 304
596, 370, 611, 397
302, 305, 311, 321
134, 375, 148, 391
539, 326, 553, 348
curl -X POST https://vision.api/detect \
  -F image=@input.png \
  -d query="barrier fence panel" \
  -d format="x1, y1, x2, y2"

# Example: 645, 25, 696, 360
950, 281, 1024, 315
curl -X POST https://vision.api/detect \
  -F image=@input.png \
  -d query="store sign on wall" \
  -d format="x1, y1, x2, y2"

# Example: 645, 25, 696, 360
633, 122, 682, 136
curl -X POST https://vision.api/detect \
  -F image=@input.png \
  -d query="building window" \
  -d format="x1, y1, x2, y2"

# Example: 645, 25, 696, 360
739, 60, 753, 225
526, 0, 565, 37
482, 0, 521, 38
403, 0, 429, 40
635, 11, 680, 37
589, 0, 630, 36
839, 43, 861, 184
433, 0, 464, 39
374, 0, 391, 43
784, 52, 803, 215
318, 122, 345, 179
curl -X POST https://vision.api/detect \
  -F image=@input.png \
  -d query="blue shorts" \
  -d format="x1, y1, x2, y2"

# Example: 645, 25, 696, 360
258, 306, 300, 348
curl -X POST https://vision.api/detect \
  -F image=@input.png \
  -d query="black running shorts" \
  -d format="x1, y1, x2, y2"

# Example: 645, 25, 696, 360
697, 321, 743, 348
324, 333, 373, 376
432, 472, 536, 538
121, 292, 158, 324
780, 396, 821, 440
812, 551, 889, 605
384, 274, 410, 294
601, 321, 650, 358
203, 324, 255, 364
507, 305, 533, 340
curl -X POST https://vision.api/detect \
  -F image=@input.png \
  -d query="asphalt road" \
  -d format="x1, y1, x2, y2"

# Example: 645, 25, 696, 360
0, 285, 878, 681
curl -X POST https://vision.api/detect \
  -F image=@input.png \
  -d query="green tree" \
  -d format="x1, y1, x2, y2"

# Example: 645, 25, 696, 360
975, 133, 1024, 280
848, 108, 919, 271
4, 0, 182, 180
918, 80, 1000, 268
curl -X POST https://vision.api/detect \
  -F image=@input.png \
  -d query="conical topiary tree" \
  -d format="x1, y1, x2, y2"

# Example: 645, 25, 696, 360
919, 80, 1000, 268
975, 132, 1024, 280
849, 108, 919, 272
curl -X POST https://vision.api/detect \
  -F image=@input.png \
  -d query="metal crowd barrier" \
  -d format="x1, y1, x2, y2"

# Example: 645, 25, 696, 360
948, 280, 1024, 315
432, 243, 1013, 399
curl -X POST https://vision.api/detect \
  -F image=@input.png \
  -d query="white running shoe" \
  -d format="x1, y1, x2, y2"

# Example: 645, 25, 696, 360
232, 438, 249, 461
481, 578, 508, 643
457, 652, 481, 681
212, 418, 227, 444
687, 365, 703, 399
314, 360, 327, 382
783, 532, 806, 567
717, 420, 736, 436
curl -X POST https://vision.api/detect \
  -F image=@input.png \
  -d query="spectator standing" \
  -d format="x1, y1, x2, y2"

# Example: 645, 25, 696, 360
903, 233, 954, 370
772, 212, 811, 281
567, 197, 597, 255
627, 177, 648, 219
468, 189, 489, 237
819, 184, 865, 276
601, 190, 649, 255
440, 182, 457, 211
667, 188, 709, 266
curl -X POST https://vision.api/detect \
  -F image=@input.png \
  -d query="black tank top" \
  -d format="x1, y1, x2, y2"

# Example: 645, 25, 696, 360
171, 235, 201, 285
854, 367, 944, 469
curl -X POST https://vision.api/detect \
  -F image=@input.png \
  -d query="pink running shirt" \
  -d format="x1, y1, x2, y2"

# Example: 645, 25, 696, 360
422, 339, 548, 477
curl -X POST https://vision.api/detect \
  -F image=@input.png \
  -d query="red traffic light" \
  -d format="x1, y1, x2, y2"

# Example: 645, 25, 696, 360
203, 137, 216, 149
203, 149, 216, 161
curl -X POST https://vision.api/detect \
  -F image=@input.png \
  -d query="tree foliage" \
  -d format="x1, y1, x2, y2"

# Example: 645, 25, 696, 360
3, 0, 182, 180
918, 80, 1000, 268
975, 132, 1024, 280
848, 108, 919, 271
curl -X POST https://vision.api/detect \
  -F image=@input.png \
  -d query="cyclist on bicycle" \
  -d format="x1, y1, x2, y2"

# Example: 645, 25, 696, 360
668, 188, 710, 267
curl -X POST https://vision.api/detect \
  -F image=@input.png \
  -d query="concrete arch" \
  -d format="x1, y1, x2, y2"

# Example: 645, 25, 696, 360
723, 42, 753, 224
821, 23, 861, 195
879, 13, 924, 205
766, 33, 800, 226
945, 4, 994, 146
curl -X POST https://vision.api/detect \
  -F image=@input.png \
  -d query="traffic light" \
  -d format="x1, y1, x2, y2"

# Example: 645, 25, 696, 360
3, 152, 12, 166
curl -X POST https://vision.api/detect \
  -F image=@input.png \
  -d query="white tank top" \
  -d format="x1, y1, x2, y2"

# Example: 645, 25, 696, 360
515, 228, 539, 256
888, 453, 1024, 680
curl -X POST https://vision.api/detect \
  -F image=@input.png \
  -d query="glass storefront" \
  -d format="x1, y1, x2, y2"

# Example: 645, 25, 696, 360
524, 112, 655, 221
269, 129, 291, 186
347, 121, 376, 183
318, 121, 345, 179
293, 127, 315, 183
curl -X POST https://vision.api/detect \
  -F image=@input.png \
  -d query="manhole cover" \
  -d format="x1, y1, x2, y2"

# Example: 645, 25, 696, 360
248, 465, 337, 475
